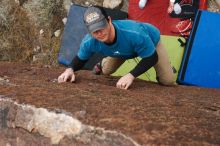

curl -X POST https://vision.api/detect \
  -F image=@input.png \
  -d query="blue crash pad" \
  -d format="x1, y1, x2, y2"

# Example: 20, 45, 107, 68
178, 10, 220, 88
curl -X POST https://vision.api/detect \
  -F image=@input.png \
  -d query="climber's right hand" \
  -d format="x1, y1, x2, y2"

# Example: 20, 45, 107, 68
58, 68, 75, 83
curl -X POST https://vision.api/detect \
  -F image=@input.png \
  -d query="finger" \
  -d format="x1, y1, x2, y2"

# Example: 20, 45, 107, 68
58, 75, 64, 83
63, 75, 69, 82
124, 83, 130, 90
117, 82, 126, 89
121, 83, 126, 89
116, 81, 121, 89
116, 82, 120, 88
70, 74, 75, 83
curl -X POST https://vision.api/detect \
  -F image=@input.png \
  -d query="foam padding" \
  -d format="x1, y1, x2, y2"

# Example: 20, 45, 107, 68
178, 10, 220, 88
58, 5, 86, 66
113, 35, 185, 82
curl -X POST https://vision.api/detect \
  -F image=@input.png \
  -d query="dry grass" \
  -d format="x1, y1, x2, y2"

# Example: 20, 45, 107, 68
0, 1, 37, 62
22, 0, 65, 65
0, 0, 66, 65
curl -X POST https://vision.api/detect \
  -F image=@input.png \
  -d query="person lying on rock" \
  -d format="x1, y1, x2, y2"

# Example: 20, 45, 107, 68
58, 6, 175, 90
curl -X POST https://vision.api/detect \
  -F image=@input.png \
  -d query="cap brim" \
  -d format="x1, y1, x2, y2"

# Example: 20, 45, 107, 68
87, 19, 108, 33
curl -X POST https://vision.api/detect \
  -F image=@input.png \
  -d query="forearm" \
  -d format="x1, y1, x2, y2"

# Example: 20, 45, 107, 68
130, 51, 158, 78
69, 55, 88, 71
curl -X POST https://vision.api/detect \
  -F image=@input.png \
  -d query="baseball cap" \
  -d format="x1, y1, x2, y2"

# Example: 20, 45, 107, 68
84, 6, 108, 33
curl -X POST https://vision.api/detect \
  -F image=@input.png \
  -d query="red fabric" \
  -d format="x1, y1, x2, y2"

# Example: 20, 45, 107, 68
128, 0, 180, 36
199, 0, 207, 10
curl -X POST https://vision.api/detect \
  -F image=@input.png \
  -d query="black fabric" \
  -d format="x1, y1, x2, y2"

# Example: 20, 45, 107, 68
69, 55, 88, 71
178, 38, 187, 47
170, 0, 200, 20
170, 4, 196, 19
102, 7, 128, 20
179, 10, 201, 81
70, 54, 106, 71
130, 51, 158, 78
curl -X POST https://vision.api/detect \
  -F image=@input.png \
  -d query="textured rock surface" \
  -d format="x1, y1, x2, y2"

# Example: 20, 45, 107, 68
103, 0, 123, 9
0, 62, 220, 145
1, 98, 140, 145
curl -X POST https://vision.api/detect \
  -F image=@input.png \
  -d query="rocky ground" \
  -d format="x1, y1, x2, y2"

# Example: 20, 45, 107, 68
0, 62, 220, 146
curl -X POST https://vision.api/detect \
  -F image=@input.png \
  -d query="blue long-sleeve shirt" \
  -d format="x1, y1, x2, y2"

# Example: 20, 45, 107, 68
77, 20, 160, 60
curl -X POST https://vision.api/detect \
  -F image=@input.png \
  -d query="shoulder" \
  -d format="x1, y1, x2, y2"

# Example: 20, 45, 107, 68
81, 34, 94, 45
113, 20, 143, 36
113, 20, 151, 41
113, 20, 141, 30
81, 34, 98, 48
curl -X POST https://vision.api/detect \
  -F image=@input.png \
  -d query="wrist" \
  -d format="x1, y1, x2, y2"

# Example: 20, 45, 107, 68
128, 73, 135, 80
66, 68, 74, 73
